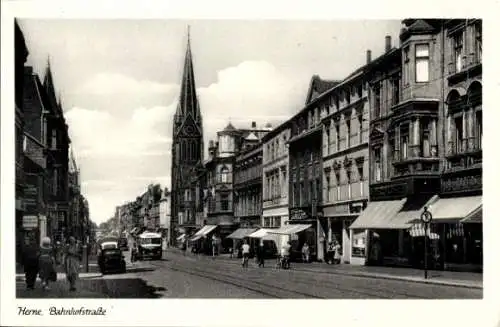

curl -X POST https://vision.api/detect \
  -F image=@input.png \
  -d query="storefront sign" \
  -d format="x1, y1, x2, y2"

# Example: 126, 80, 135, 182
290, 209, 309, 220
370, 182, 407, 200
23, 215, 38, 229
441, 174, 482, 194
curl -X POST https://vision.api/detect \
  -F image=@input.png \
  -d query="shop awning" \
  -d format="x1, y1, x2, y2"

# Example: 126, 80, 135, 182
349, 198, 407, 230
227, 228, 258, 239
248, 228, 271, 238
461, 207, 482, 223
267, 224, 312, 235
428, 196, 482, 223
190, 225, 218, 241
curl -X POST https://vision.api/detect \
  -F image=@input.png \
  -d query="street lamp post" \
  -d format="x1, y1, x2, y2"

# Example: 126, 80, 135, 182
420, 206, 433, 279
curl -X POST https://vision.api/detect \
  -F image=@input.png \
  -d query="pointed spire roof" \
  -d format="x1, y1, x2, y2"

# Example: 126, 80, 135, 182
224, 122, 236, 131
176, 26, 201, 121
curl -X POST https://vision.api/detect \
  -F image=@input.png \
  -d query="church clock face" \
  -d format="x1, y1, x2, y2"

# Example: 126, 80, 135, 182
185, 125, 194, 135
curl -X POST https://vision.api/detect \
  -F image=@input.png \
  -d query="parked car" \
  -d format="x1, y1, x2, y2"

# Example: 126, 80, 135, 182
118, 237, 129, 251
98, 241, 126, 274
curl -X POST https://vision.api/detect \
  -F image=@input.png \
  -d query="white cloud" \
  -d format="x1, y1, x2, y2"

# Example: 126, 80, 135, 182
198, 60, 308, 142
78, 72, 179, 95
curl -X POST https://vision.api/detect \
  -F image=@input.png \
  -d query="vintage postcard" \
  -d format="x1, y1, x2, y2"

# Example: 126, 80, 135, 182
1, 1, 499, 327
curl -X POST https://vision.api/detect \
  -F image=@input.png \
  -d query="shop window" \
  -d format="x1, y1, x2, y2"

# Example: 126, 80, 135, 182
373, 148, 382, 182
453, 32, 464, 72
415, 44, 430, 82
373, 83, 381, 118
476, 110, 482, 149
403, 46, 410, 85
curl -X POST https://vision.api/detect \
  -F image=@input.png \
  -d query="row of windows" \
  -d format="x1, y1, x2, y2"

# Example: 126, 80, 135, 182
262, 216, 281, 228
234, 164, 261, 184
324, 180, 366, 203
450, 22, 482, 74
234, 193, 262, 217
290, 179, 322, 208
264, 132, 289, 162
264, 167, 287, 201
324, 114, 366, 155
449, 109, 482, 155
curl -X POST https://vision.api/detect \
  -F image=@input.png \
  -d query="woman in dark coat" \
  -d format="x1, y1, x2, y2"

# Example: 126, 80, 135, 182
21, 234, 39, 290
38, 237, 56, 290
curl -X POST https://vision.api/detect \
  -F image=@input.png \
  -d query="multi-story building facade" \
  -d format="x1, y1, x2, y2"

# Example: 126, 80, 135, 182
170, 30, 204, 243
320, 58, 371, 264
15, 20, 29, 261
203, 123, 270, 249
43, 63, 71, 243
349, 19, 482, 272
22, 66, 49, 248
159, 188, 171, 245
287, 77, 334, 261
437, 19, 482, 270
234, 141, 263, 228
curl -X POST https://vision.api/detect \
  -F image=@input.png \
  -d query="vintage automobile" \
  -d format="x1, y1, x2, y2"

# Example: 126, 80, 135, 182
97, 241, 126, 274
136, 232, 163, 260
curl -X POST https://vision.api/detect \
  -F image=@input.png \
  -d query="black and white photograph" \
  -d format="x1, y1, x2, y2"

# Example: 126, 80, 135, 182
2, 2, 499, 327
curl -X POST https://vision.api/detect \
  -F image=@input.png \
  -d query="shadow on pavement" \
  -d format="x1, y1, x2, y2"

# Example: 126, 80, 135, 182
82, 278, 166, 298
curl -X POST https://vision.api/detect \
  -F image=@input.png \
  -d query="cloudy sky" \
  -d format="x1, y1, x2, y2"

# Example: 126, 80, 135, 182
19, 19, 401, 224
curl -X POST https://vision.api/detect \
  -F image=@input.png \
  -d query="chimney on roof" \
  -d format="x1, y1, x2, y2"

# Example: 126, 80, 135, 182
385, 35, 392, 52
366, 50, 372, 64
251, 121, 257, 129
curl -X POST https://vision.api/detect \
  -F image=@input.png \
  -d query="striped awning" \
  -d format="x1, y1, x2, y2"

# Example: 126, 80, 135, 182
409, 224, 440, 239
349, 198, 407, 230
428, 196, 482, 223
267, 224, 312, 235
227, 228, 258, 239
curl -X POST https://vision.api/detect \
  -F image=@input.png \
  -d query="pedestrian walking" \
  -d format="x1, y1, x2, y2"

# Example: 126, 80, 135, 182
241, 240, 250, 268
256, 241, 265, 268
64, 236, 81, 292
38, 237, 56, 291
131, 242, 138, 263
332, 241, 342, 264
181, 237, 187, 256
301, 243, 310, 263
21, 234, 39, 290
326, 242, 335, 264
211, 235, 217, 258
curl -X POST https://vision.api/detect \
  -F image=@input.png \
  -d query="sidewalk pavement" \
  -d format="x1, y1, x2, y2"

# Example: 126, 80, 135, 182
172, 248, 483, 289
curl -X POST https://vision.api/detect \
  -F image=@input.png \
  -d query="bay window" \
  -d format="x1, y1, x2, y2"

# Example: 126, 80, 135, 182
415, 44, 430, 82
421, 122, 431, 157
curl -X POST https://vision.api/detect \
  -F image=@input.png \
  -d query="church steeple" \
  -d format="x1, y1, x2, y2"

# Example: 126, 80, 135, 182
176, 26, 201, 122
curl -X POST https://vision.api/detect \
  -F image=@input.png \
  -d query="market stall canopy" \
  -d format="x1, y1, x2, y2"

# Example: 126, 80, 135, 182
227, 228, 258, 239
267, 224, 312, 235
